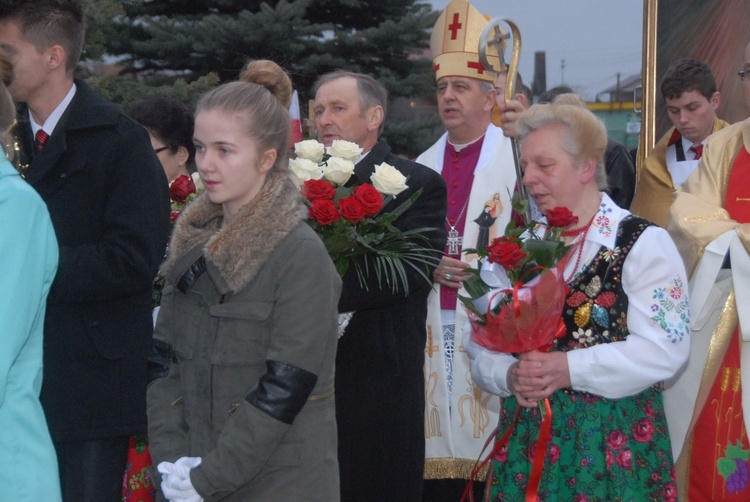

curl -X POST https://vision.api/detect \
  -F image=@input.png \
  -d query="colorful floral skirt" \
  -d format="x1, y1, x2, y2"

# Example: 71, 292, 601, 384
489, 388, 676, 501
122, 434, 156, 502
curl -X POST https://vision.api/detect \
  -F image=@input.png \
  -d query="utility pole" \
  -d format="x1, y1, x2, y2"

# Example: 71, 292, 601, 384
561, 59, 566, 85
532, 51, 546, 97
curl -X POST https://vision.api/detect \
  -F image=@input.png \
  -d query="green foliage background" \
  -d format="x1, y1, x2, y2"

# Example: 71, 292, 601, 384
81, 0, 443, 157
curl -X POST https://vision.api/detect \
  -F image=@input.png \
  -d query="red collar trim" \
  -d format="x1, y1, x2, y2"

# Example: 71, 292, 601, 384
668, 129, 682, 146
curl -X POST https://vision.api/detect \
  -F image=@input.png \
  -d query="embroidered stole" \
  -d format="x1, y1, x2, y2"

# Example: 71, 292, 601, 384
685, 147, 750, 500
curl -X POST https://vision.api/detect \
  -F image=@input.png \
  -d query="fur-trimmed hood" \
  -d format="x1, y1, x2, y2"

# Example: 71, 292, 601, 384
161, 172, 307, 291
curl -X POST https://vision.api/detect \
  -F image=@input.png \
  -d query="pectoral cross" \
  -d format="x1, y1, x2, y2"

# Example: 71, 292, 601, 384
447, 228, 463, 255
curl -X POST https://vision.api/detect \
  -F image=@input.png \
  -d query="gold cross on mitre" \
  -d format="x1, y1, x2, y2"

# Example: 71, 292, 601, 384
429, 0, 506, 83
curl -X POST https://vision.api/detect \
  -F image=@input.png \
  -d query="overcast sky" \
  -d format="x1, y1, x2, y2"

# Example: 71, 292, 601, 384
427, 0, 643, 100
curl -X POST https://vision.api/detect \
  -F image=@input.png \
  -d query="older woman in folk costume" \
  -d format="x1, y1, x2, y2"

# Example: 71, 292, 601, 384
664, 40, 750, 501
464, 95, 690, 500
416, 0, 517, 497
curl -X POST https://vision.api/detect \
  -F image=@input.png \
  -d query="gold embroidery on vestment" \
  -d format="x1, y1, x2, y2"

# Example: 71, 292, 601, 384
675, 293, 738, 499
424, 457, 489, 480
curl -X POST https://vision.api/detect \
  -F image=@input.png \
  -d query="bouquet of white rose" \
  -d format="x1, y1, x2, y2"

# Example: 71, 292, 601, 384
289, 139, 439, 295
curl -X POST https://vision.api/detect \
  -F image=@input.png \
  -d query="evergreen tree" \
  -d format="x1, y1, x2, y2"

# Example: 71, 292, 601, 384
86, 0, 441, 156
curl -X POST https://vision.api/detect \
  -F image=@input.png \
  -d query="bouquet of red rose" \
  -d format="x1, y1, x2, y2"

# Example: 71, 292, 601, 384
290, 139, 439, 294
169, 174, 200, 223
460, 201, 578, 353
153, 174, 202, 308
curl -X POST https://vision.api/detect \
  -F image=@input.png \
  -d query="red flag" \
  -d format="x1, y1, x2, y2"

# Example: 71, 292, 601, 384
289, 89, 304, 148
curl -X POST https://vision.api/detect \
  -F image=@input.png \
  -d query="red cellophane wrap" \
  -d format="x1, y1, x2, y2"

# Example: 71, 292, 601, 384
468, 259, 568, 353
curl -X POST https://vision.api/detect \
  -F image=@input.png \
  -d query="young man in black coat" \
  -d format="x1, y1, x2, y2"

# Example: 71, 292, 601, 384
313, 71, 448, 501
0, 2, 170, 500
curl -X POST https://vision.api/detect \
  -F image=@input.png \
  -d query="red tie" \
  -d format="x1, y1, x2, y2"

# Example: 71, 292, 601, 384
689, 144, 703, 160
35, 129, 49, 152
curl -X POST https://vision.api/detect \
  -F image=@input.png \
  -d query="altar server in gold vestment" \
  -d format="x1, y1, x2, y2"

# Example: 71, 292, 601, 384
631, 59, 728, 228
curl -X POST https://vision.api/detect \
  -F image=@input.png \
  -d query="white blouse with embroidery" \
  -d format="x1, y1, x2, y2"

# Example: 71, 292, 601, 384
464, 193, 691, 400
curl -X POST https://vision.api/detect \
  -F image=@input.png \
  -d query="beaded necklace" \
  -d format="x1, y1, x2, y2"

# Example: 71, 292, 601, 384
562, 213, 597, 284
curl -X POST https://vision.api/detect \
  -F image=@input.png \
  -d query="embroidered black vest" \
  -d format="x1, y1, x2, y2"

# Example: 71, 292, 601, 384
556, 215, 653, 352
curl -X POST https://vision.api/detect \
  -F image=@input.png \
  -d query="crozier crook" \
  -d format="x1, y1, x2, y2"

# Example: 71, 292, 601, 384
479, 17, 530, 224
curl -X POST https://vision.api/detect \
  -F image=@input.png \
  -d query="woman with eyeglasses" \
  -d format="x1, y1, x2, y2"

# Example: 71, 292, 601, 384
129, 97, 196, 183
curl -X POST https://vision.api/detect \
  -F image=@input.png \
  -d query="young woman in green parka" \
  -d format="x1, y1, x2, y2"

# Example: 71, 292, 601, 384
147, 60, 342, 501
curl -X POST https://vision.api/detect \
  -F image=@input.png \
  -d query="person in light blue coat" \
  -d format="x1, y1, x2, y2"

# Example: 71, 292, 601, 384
0, 49, 62, 502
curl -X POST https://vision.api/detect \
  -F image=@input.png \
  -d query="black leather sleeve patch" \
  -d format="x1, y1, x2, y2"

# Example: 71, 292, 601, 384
245, 360, 318, 424
147, 338, 174, 384
177, 256, 207, 293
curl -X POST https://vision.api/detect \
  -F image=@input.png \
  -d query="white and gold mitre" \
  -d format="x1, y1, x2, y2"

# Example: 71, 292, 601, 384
430, 0, 503, 82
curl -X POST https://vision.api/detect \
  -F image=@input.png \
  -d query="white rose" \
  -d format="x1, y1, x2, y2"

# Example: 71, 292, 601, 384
191, 171, 204, 193
323, 156, 355, 185
294, 140, 325, 163
289, 157, 324, 183
371, 162, 408, 196
326, 139, 363, 161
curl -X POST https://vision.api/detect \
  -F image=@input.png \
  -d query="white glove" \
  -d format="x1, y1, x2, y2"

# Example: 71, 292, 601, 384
174, 456, 203, 470
157, 457, 203, 502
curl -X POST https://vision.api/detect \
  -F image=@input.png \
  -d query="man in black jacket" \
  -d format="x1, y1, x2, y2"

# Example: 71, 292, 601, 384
0, 1, 170, 500
313, 71, 447, 501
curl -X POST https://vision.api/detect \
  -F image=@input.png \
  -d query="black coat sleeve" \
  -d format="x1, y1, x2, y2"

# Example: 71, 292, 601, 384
604, 137, 636, 209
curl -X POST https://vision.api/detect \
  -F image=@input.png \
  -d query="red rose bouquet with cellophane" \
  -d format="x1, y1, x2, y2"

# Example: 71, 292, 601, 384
460, 202, 580, 502
460, 202, 577, 353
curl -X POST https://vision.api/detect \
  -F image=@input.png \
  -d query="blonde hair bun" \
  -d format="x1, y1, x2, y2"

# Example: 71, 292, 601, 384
239, 60, 293, 109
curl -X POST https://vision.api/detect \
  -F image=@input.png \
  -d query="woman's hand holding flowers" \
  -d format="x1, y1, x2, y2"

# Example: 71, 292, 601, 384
507, 350, 571, 407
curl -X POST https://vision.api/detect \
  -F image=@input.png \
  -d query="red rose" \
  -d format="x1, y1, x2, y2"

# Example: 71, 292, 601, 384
605, 430, 627, 450
615, 449, 632, 469
493, 443, 508, 462
352, 183, 383, 217
548, 444, 561, 465
663, 483, 678, 502
338, 196, 366, 223
605, 449, 614, 470
644, 400, 655, 419
170, 174, 196, 203
309, 199, 340, 225
486, 237, 526, 269
170, 211, 181, 223
632, 418, 655, 443
546, 206, 579, 228
303, 179, 336, 201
